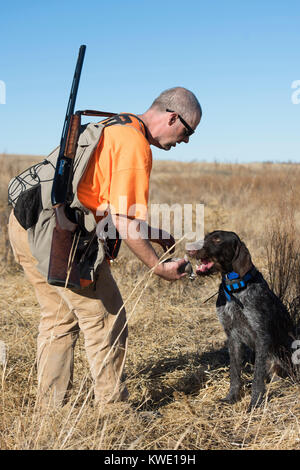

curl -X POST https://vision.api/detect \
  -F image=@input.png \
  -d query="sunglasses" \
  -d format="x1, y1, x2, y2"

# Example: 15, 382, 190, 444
166, 108, 194, 136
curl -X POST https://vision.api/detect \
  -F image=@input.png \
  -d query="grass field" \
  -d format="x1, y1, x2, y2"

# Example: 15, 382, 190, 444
1, 153, 300, 450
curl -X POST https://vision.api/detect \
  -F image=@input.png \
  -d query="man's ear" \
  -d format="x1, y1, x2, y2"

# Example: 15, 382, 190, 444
167, 112, 177, 126
232, 241, 252, 277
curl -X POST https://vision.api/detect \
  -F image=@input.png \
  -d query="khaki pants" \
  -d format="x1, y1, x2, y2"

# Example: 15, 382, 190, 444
8, 211, 128, 406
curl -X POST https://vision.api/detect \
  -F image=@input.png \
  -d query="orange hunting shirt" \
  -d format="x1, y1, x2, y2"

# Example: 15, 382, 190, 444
77, 114, 152, 221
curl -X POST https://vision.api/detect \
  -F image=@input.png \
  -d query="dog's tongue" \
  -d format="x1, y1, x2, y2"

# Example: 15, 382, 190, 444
196, 259, 214, 274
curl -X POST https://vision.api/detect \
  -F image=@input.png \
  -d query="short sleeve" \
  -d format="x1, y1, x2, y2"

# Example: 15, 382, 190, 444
107, 125, 152, 220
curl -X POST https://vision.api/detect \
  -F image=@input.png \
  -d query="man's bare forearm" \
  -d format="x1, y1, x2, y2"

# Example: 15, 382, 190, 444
112, 215, 159, 268
125, 235, 160, 269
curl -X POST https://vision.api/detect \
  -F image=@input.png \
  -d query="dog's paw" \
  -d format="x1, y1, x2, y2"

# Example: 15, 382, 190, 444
247, 394, 264, 412
219, 391, 240, 404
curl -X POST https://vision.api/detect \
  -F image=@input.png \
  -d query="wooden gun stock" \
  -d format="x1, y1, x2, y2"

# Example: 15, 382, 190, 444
47, 206, 81, 289
65, 113, 81, 159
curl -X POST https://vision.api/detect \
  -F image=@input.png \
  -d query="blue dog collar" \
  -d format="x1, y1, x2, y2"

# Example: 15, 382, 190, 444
222, 267, 257, 302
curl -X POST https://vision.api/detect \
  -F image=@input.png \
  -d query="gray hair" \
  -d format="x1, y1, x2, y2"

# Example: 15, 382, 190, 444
150, 87, 202, 121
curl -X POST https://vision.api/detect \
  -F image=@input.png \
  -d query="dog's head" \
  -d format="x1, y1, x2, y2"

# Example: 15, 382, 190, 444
186, 230, 252, 277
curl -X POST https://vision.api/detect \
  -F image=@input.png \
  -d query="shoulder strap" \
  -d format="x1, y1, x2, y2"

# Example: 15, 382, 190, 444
101, 113, 148, 139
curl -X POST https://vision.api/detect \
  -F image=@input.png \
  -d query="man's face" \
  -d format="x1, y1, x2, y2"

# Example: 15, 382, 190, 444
157, 111, 200, 150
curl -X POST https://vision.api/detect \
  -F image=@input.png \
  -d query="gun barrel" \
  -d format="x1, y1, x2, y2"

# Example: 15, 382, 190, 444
51, 45, 86, 206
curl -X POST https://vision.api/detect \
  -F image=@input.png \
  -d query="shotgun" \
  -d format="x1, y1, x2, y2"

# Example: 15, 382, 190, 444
47, 45, 86, 289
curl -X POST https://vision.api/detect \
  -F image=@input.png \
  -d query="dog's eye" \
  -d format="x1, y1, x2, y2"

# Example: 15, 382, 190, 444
212, 237, 221, 244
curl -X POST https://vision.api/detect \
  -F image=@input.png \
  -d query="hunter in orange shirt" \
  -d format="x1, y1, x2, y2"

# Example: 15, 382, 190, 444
9, 87, 202, 408
77, 113, 152, 222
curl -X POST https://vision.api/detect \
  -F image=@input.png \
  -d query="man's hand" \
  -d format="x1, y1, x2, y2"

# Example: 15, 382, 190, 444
154, 258, 188, 281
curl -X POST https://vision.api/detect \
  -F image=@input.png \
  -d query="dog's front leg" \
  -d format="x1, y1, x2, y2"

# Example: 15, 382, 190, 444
221, 335, 243, 404
249, 340, 268, 410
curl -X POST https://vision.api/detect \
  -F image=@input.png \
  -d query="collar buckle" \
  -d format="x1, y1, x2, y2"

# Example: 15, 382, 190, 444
222, 267, 257, 302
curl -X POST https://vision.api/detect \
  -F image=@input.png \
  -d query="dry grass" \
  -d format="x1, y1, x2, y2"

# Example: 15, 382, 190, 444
1, 153, 300, 450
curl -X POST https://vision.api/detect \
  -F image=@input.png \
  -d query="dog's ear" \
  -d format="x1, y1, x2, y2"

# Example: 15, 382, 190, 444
232, 240, 252, 277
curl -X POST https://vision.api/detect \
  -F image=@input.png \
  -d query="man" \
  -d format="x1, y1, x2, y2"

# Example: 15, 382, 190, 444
8, 86, 202, 407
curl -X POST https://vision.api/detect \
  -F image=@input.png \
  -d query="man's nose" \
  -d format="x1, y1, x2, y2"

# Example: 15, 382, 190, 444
178, 136, 190, 144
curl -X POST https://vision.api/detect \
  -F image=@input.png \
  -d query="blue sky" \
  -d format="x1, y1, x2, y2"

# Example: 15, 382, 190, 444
0, 0, 299, 163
